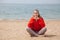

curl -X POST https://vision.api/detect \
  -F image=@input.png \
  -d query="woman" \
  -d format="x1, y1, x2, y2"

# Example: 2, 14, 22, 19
26, 9, 47, 37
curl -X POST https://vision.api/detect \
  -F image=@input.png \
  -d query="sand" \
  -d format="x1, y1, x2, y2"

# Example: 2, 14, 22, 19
0, 20, 60, 40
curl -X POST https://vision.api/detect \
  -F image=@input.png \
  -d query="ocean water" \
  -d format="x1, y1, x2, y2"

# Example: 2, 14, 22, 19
0, 4, 60, 20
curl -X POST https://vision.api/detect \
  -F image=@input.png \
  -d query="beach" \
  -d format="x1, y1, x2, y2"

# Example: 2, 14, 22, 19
0, 19, 60, 40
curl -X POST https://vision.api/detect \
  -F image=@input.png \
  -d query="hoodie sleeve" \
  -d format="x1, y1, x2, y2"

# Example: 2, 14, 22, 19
27, 18, 34, 29
39, 17, 45, 27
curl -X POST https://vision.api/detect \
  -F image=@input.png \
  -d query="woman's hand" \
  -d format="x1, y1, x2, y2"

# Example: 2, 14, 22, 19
33, 16, 39, 21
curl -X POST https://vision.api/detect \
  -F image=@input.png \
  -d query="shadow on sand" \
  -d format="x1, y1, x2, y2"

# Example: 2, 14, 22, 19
44, 34, 56, 37
30, 34, 56, 37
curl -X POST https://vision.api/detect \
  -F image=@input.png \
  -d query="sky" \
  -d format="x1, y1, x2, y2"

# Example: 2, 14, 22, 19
0, 0, 60, 4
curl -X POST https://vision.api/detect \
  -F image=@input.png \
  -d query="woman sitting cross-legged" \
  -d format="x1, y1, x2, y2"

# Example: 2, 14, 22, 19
26, 9, 47, 37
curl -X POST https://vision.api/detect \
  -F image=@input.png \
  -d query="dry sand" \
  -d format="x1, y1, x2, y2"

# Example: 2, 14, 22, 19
0, 20, 60, 40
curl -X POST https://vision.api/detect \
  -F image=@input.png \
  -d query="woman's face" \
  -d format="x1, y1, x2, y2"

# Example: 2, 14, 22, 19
33, 11, 39, 17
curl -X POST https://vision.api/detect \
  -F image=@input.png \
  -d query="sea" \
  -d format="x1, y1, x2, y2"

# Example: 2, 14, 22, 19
0, 3, 60, 20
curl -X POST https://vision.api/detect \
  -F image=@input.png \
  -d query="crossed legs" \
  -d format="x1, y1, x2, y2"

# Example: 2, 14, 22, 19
26, 27, 47, 37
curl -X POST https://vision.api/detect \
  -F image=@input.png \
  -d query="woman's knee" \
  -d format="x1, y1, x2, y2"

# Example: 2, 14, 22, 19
42, 27, 47, 34
26, 27, 30, 31
38, 27, 47, 35
44, 27, 47, 32
26, 27, 32, 33
42, 27, 47, 33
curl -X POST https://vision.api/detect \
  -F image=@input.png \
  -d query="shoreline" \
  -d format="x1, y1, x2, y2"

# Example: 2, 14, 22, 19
0, 18, 60, 21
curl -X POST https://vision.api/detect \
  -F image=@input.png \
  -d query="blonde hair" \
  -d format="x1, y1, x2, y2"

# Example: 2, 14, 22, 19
34, 9, 41, 18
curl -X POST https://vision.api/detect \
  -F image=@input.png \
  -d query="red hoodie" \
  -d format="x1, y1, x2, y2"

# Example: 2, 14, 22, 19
28, 17, 45, 32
